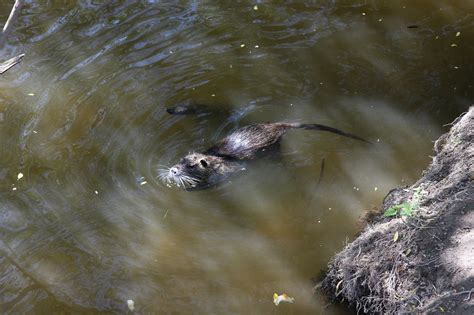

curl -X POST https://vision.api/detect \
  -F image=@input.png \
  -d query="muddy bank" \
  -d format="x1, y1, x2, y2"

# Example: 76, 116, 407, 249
319, 108, 474, 314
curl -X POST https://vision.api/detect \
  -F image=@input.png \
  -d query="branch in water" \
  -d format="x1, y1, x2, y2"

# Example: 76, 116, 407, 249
0, 53, 24, 74
0, 1, 25, 74
0, 0, 24, 47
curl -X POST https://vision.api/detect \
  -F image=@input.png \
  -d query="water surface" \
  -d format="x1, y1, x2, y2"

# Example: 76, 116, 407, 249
0, 1, 473, 313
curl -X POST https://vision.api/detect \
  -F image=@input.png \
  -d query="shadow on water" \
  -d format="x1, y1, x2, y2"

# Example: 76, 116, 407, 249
0, 1, 473, 313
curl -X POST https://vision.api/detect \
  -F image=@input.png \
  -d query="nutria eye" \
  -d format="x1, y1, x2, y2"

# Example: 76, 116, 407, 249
200, 159, 208, 167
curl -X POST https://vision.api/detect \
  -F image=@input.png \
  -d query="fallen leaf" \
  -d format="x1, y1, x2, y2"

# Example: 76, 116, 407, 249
273, 293, 295, 306
393, 231, 399, 242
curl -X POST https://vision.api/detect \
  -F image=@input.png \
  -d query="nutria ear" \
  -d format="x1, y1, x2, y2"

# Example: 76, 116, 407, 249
200, 159, 208, 167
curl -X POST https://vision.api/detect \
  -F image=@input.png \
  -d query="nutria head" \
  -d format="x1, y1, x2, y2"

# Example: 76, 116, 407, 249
159, 153, 242, 190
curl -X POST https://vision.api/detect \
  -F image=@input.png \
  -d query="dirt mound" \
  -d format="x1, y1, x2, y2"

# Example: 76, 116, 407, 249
319, 108, 474, 314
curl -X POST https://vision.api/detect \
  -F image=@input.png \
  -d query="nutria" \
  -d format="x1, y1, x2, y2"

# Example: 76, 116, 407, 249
166, 101, 214, 115
159, 122, 368, 190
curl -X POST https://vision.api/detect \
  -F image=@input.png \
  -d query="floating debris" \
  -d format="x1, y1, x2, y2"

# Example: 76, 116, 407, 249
378, 18, 383, 22
456, 31, 461, 37
17, 172, 23, 180
253, 5, 258, 10
12, 187, 17, 191
33, 130, 38, 134
362, 12, 366, 16
94, 190, 99, 195
451, 43, 457, 47
140, 181, 147, 185
127, 299, 135, 311
28, 93, 35, 96
240, 43, 246, 48
254, 45, 259, 48
273, 293, 295, 306
374, 187, 378, 191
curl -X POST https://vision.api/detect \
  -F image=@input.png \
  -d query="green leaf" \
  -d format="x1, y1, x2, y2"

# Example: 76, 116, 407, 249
383, 206, 399, 217
400, 203, 413, 217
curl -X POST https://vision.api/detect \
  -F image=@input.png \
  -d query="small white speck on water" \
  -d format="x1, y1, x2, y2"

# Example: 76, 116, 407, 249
253, 5, 258, 10
127, 299, 135, 311
317, 220, 321, 223
328, 207, 332, 210
211, 94, 215, 97
28, 93, 35, 96
164, 209, 169, 218
17, 173, 24, 180
33, 130, 38, 134
254, 45, 259, 48
376, 138, 380, 142
140, 181, 147, 185
12, 187, 17, 191
229, 64, 233, 68
456, 31, 461, 37
374, 187, 378, 191
290, 103, 293, 106
378, 18, 383, 22
454, 66, 459, 69
319, 82, 323, 85
451, 43, 457, 47
169, 50, 173, 54
94, 190, 99, 195
362, 12, 366, 16
240, 43, 246, 48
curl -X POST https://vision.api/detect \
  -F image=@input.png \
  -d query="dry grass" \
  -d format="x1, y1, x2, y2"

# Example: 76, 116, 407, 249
319, 107, 474, 314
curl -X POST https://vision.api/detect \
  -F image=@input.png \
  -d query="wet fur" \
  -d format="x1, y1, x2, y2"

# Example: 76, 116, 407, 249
162, 122, 367, 190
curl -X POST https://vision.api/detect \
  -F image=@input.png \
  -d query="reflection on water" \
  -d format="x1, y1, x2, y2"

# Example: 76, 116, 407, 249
0, 1, 473, 313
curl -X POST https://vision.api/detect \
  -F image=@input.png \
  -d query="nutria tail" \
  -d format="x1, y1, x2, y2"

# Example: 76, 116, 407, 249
283, 122, 370, 143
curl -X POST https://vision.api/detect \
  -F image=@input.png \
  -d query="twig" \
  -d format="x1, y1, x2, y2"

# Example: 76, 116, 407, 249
0, 0, 23, 47
0, 52, 23, 73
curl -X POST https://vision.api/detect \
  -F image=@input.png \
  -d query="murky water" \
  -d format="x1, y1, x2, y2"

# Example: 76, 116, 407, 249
1, 1, 473, 313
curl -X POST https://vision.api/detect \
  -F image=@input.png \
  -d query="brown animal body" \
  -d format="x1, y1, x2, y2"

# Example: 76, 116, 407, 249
159, 122, 368, 190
